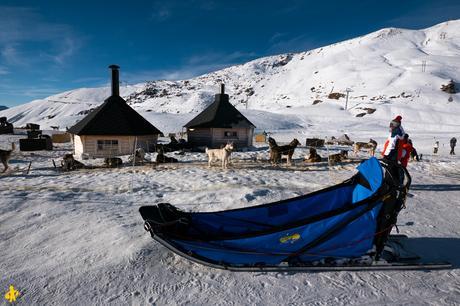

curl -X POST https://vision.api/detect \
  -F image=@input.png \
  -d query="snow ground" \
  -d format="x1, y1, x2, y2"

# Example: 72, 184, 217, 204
1, 133, 459, 305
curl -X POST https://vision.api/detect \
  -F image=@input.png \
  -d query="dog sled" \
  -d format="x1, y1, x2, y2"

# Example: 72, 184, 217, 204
139, 158, 451, 271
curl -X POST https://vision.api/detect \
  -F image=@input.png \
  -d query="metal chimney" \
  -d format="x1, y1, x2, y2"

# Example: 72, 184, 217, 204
214, 83, 229, 103
108, 64, 120, 96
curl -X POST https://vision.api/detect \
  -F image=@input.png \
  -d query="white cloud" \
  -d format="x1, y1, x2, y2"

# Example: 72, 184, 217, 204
0, 66, 9, 75
0, 83, 63, 97
268, 34, 318, 54
0, 6, 81, 67
1, 44, 22, 66
149, 0, 220, 22
122, 50, 258, 83
150, 1, 173, 22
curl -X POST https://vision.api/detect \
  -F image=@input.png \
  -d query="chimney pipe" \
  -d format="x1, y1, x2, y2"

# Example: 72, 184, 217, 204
214, 83, 229, 104
109, 64, 120, 96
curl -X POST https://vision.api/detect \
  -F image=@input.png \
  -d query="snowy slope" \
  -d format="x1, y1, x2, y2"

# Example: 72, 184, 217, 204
1, 20, 460, 136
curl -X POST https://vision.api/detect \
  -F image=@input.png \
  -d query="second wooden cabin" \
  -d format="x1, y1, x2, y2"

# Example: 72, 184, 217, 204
184, 84, 255, 149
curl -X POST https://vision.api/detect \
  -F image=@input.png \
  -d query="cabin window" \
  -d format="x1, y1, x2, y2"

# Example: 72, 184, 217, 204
97, 140, 119, 151
224, 131, 238, 138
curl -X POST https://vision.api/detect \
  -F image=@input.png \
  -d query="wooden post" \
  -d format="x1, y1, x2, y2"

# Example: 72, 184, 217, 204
26, 161, 32, 175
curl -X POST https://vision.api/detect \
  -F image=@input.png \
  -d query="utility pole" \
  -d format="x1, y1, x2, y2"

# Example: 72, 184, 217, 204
345, 88, 352, 110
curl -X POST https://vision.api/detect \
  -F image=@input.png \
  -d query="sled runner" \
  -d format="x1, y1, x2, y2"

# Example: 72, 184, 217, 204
139, 157, 452, 271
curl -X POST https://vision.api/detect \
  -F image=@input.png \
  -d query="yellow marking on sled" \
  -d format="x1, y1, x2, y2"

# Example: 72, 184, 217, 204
279, 233, 301, 244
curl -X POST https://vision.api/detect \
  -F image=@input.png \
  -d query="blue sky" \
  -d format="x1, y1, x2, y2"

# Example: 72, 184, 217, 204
1, 0, 459, 107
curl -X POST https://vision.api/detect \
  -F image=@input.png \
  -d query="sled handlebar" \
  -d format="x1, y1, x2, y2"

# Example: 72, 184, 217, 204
379, 159, 412, 191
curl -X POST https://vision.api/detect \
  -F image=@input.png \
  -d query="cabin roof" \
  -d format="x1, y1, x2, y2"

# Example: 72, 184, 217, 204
184, 93, 255, 129
68, 95, 162, 136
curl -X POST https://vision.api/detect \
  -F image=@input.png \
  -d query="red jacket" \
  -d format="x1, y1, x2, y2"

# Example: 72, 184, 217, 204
400, 142, 413, 168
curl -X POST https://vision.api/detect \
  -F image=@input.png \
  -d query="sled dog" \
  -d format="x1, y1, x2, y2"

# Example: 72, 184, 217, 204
305, 147, 322, 163
0, 143, 15, 173
206, 143, 234, 169
353, 139, 378, 156
328, 150, 348, 165
270, 138, 300, 166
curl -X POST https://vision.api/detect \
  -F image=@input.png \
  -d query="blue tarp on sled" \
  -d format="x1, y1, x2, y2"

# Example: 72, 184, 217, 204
140, 157, 391, 267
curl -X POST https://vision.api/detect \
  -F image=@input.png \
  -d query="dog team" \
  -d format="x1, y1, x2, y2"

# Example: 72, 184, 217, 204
1, 121, 457, 172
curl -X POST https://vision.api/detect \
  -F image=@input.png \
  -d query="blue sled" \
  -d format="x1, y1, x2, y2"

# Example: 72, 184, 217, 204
138, 158, 443, 271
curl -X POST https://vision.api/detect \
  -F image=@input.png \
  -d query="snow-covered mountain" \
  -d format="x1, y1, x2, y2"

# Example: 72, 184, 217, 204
1, 20, 459, 135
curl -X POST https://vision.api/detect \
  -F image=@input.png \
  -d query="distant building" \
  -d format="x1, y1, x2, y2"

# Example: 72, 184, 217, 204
184, 84, 255, 148
68, 65, 162, 158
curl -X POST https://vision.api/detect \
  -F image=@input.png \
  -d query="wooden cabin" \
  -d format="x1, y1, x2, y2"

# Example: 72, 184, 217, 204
68, 65, 162, 159
184, 85, 255, 148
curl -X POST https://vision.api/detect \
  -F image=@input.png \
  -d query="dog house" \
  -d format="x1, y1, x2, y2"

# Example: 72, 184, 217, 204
68, 65, 162, 159
184, 84, 255, 148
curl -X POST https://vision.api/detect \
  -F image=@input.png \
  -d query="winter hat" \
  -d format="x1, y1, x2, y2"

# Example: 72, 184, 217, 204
390, 120, 399, 128
393, 115, 402, 122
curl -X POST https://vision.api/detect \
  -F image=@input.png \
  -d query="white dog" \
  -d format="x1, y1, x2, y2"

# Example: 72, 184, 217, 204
206, 143, 234, 169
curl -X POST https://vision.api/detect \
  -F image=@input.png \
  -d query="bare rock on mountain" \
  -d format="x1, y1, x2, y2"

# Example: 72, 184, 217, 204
328, 92, 346, 100
441, 80, 457, 94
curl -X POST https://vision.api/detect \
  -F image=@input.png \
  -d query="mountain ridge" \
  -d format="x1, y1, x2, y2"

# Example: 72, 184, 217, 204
1, 20, 459, 134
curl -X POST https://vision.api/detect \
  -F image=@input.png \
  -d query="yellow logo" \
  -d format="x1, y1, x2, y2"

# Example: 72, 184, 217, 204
279, 233, 301, 244
4, 285, 20, 303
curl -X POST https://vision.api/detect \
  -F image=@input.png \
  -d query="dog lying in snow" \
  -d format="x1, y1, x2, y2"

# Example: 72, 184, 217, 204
206, 143, 234, 169
104, 157, 123, 168
305, 147, 322, 163
269, 138, 300, 166
156, 152, 178, 163
353, 139, 378, 156
328, 150, 348, 165
0, 143, 15, 173
61, 154, 85, 171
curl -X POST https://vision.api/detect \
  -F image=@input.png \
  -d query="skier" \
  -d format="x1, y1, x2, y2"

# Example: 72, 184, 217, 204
400, 134, 413, 168
450, 137, 457, 155
433, 140, 439, 154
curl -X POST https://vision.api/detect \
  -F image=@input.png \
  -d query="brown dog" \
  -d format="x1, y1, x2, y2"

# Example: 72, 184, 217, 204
270, 138, 300, 166
353, 139, 378, 156
61, 154, 86, 171
156, 152, 179, 163
268, 137, 278, 162
0, 143, 15, 173
305, 147, 322, 163
328, 150, 348, 165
